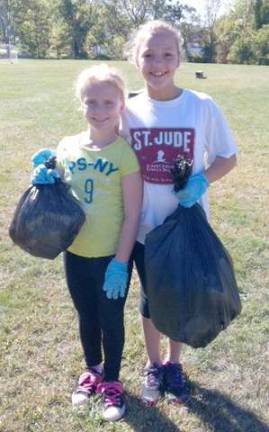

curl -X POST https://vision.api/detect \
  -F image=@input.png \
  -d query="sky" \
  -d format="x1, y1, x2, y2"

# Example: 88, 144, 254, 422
186, 0, 207, 16
184, 0, 235, 19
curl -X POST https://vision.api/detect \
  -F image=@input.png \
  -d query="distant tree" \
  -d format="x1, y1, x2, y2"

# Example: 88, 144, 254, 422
105, 0, 150, 26
0, 0, 20, 55
58, 0, 96, 58
260, 0, 269, 24
17, 0, 52, 58
217, 0, 258, 64
202, 0, 222, 62
151, 0, 185, 22
215, 16, 241, 63
49, 18, 71, 58
254, 0, 269, 29
227, 32, 256, 63
254, 23, 269, 63
82, 1, 130, 59
6, 0, 263, 63
232, 0, 255, 30
87, 0, 197, 60
254, 0, 264, 29
113, 0, 195, 26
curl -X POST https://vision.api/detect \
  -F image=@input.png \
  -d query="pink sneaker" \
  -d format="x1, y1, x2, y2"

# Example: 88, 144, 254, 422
97, 381, 125, 421
72, 368, 103, 407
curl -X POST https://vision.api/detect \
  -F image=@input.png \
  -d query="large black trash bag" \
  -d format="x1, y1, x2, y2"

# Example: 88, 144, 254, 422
9, 158, 85, 259
145, 157, 241, 348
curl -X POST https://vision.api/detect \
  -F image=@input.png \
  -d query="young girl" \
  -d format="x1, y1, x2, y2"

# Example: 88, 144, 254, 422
32, 65, 142, 421
124, 20, 237, 406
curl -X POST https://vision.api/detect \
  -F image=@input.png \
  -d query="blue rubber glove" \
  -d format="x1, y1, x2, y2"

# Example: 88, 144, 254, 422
175, 173, 209, 208
32, 148, 56, 168
103, 259, 128, 300
31, 164, 60, 185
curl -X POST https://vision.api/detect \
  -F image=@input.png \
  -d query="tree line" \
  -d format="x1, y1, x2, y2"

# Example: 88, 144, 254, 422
0, 0, 269, 64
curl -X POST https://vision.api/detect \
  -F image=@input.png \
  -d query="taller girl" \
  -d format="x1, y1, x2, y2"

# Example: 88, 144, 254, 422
125, 21, 237, 405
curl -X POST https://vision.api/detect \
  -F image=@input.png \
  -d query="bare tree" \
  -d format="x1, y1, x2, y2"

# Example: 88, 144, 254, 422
203, 0, 222, 61
0, 0, 18, 58
117, 0, 150, 25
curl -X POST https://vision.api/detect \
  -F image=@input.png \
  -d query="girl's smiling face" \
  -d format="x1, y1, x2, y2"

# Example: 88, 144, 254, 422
136, 31, 180, 99
81, 81, 124, 132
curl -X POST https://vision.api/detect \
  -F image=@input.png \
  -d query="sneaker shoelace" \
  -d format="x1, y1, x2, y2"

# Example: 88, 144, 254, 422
144, 365, 162, 389
165, 363, 184, 389
77, 369, 102, 394
97, 381, 123, 407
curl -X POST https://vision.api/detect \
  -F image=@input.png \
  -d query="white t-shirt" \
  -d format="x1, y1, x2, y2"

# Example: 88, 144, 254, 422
125, 89, 237, 243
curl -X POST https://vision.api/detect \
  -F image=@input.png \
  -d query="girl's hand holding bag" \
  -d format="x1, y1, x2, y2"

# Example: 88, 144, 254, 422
9, 150, 85, 259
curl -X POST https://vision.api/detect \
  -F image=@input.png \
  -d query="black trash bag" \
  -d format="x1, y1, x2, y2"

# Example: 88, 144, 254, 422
145, 157, 241, 348
9, 157, 85, 259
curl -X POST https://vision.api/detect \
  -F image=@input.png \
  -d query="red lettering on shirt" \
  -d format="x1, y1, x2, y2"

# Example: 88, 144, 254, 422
130, 128, 195, 183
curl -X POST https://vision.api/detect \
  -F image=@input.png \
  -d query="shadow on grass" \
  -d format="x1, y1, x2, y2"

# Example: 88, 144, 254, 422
124, 383, 269, 432
185, 381, 269, 432
125, 391, 181, 432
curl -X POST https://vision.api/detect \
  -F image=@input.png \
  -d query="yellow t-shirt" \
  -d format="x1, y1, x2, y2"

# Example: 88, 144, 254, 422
56, 132, 139, 258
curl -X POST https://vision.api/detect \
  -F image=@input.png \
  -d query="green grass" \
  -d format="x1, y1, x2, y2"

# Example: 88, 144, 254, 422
1, 60, 269, 432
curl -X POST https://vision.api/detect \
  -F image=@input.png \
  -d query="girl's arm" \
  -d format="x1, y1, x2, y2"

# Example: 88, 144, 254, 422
205, 154, 237, 184
115, 171, 143, 263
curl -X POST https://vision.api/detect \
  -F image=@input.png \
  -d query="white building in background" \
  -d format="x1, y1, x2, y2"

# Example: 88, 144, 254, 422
186, 42, 204, 59
0, 43, 18, 62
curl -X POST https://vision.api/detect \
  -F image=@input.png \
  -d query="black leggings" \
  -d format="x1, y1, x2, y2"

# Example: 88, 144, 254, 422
63, 251, 131, 381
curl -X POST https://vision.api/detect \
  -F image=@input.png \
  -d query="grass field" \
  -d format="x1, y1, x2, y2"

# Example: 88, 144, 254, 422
0, 60, 269, 432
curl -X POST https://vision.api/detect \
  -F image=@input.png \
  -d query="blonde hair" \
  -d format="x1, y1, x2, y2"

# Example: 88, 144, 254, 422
75, 64, 125, 102
125, 20, 184, 65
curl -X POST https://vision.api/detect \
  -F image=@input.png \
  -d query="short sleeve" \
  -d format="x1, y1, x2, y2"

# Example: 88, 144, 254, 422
205, 99, 237, 166
119, 141, 140, 176
55, 137, 73, 178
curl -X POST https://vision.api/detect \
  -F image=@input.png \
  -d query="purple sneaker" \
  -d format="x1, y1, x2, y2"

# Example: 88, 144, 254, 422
163, 362, 189, 404
141, 363, 164, 406
72, 368, 103, 407
97, 381, 125, 421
